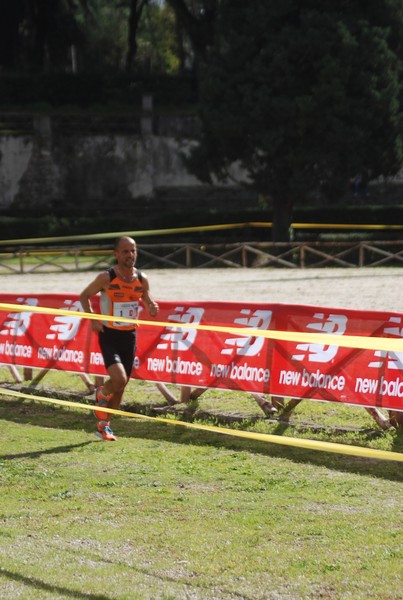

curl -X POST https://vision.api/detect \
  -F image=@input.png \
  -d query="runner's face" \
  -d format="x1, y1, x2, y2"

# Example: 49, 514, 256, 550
116, 240, 137, 268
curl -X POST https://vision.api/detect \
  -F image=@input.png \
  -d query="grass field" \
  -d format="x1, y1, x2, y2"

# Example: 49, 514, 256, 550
1, 369, 402, 599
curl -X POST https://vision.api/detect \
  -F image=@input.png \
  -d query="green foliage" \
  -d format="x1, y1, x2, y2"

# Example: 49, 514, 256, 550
0, 0, 183, 78
188, 0, 403, 240
1, 203, 403, 244
77, 0, 131, 71
136, 3, 181, 74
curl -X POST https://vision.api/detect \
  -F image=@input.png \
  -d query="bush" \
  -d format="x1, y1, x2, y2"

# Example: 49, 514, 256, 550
1, 203, 402, 245
0, 73, 197, 111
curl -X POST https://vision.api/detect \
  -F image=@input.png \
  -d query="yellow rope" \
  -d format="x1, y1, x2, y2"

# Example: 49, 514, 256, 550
1, 387, 402, 462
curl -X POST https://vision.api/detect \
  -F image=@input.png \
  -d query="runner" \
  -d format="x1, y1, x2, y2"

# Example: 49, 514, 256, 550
79, 236, 159, 440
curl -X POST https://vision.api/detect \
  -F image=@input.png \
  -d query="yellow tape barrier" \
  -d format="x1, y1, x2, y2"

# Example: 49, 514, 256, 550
0, 302, 403, 353
0, 223, 266, 246
292, 223, 403, 230
0, 221, 402, 246
0, 387, 402, 462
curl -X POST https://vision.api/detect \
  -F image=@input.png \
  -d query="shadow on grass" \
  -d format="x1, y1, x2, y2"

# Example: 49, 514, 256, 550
1, 396, 402, 483
0, 567, 110, 600
1, 441, 93, 461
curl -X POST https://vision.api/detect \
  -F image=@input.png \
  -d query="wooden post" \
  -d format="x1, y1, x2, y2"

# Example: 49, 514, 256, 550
8, 365, 22, 383
23, 367, 33, 381
155, 383, 178, 405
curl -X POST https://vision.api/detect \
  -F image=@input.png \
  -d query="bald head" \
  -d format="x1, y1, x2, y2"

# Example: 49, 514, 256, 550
114, 236, 136, 250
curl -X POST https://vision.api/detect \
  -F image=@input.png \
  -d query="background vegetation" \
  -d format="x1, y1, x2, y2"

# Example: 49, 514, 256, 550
2, 1, 403, 240
1, 205, 403, 245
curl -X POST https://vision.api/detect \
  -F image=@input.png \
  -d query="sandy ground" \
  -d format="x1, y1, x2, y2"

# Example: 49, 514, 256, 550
0, 266, 401, 313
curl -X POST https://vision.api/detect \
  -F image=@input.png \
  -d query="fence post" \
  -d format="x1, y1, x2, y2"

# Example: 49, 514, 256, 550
242, 245, 247, 267
186, 245, 192, 267
19, 250, 24, 273
359, 243, 365, 267
141, 94, 153, 135
300, 244, 305, 268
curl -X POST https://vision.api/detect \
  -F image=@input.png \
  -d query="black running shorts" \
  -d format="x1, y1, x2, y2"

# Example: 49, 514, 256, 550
98, 327, 137, 377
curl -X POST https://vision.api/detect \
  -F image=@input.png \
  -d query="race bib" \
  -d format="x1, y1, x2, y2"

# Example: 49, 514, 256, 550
112, 301, 139, 327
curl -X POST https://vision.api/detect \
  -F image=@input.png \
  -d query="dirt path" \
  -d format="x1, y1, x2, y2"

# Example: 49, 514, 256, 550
0, 267, 401, 312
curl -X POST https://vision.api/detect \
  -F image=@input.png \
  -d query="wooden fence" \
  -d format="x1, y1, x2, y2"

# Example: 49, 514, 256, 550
0, 241, 403, 274
0, 240, 403, 274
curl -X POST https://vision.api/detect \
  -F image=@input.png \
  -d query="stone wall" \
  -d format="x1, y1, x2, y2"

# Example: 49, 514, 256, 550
0, 111, 206, 214
2, 109, 403, 219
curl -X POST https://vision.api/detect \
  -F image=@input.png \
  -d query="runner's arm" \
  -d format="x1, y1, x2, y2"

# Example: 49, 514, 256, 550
140, 273, 159, 317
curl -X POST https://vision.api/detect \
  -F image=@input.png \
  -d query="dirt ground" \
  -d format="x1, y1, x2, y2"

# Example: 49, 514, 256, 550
0, 267, 401, 313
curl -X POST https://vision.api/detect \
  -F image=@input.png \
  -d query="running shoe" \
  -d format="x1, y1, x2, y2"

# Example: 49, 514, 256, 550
96, 421, 117, 441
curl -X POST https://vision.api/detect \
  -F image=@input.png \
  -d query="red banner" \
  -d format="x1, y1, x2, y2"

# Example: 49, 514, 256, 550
0, 294, 402, 411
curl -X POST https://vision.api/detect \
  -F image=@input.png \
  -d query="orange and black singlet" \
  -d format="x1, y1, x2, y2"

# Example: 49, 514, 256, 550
99, 267, 144, 331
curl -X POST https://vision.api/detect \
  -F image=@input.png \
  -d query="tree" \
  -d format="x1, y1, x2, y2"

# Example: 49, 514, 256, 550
28, 0, 83, 69
70, 0, 128, 72
135, 1, 180, 74
187, 0, 403, 240
74, 0, 178, 74
165, 0, 219, 71
0, 0, 184, 76
0, 0, 90, 71
0, 0, 26, 69
125, 0, 148, 73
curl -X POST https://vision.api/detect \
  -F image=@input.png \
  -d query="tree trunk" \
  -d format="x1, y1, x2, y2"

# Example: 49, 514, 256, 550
166, 0, 216, 60
125, 0, 147, 73
272, 195, 293, 242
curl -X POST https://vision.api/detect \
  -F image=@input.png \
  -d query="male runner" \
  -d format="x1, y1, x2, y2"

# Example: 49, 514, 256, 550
80, 236, 159, 440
